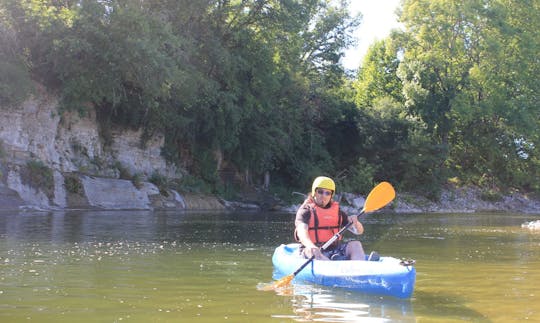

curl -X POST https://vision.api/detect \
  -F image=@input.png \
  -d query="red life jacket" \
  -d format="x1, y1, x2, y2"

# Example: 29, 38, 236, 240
307, 201, 342, 245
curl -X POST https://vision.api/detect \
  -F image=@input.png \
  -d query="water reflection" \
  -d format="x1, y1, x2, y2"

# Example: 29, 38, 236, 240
272, 284, 414, 322
0, 210, 293, 245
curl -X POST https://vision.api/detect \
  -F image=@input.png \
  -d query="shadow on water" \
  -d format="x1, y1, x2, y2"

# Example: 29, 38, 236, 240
412, 290, 492, 322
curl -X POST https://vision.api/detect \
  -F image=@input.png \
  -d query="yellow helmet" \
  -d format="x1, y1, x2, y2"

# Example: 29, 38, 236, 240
311, 176, 335, 196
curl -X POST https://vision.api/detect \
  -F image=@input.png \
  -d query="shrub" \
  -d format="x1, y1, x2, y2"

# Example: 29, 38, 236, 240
480, 189, 503, 202
337, 158, 377, 195
149, 171, 169, 196
20, 160, 54, 198
64, 174, 83, 195
175, 174, 213, 194
115, 161, 132, 180
131, 173, 143, 189
0, 139, 5, 158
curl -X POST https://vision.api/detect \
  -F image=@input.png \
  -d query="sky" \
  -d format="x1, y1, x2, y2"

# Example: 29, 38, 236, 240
342, 0, 402, 70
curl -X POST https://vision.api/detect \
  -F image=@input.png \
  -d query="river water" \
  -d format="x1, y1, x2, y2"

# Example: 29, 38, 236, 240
1, 210, 539, 322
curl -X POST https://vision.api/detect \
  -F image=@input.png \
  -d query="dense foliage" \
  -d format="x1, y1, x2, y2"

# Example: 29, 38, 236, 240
0, 0, 538, 198
356, 0, 540, 196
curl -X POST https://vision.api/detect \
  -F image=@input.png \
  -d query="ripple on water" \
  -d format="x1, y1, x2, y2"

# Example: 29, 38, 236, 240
270, 284, 413, 322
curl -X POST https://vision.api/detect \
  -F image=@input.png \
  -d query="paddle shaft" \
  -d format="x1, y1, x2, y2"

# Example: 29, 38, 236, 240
291, 210, 365, 277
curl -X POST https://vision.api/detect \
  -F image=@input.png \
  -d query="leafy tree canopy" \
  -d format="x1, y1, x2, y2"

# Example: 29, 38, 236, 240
0, 0, 538, 197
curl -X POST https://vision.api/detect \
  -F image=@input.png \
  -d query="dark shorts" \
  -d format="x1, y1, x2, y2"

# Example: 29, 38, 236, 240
301, 241, 350, 260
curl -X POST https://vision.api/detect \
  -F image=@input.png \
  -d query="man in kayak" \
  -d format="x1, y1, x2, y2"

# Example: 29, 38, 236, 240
295, 176, 377, 261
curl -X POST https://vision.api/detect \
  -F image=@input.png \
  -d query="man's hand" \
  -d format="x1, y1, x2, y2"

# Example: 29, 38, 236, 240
347, 215, 364, 235
348, 214, 359, 223
296, 221, 330, 260
304, 246, 329, 260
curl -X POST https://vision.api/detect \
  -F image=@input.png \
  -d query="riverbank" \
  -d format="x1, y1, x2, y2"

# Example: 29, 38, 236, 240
2, 179, 540, 215
391, 186, 540, 214
280, 186, 540, 215
2, 87, 539, 215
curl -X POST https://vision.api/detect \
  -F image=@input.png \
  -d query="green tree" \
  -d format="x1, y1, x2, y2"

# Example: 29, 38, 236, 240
397, 0, 540, 191
450, 0, 540, 190
354, 38, 402, 109
0, 0, 391, 195
398, 0, 485, 145
0, 13, 33, 106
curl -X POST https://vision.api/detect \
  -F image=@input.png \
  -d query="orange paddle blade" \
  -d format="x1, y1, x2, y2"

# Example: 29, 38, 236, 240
363, 181, 395, 213
258, 274, 294, 291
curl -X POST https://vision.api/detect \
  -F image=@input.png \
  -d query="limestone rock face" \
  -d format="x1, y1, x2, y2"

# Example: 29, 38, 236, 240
0, 88, 194, 210
0, 92, 60, 167
55, 109, 104, 173
81, 176, 151, 209
0, 182, 24, 209
6, 165, 50, 209
111, 130, 178, 179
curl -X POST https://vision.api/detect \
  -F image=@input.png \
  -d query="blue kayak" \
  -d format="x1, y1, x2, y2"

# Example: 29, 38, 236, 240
271, 243, 416, 298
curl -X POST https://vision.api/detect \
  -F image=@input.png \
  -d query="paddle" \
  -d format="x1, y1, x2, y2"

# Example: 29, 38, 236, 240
261, 181, 396, 291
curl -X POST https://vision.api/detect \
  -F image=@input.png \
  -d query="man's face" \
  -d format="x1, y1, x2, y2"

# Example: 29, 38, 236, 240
314, 188, 333, 206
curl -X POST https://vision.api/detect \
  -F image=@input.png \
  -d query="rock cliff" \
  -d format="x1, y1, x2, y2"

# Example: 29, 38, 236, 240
0, 86, 224, 211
